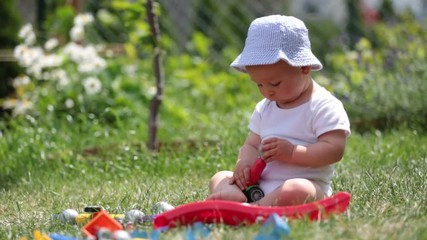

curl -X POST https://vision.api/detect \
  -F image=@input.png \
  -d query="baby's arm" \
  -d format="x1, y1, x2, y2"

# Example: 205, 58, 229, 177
261, 130, 347, 167
230, 132, 261, 190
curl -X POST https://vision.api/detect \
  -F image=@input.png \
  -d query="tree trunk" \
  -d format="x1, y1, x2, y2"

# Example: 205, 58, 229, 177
146, 0, 164, 151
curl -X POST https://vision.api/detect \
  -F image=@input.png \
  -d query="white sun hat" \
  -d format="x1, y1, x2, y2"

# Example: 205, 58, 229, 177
231, 15, 323, 73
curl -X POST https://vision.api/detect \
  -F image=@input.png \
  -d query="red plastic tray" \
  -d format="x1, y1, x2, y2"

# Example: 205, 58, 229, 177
153, 191, 351, 229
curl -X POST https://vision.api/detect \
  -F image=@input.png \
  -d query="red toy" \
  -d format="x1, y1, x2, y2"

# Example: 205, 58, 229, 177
243, 157, 266, 202
153, 191, 351, 229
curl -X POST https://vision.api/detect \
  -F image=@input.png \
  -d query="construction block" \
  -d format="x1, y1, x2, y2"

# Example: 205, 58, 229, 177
82, 210, 123, 238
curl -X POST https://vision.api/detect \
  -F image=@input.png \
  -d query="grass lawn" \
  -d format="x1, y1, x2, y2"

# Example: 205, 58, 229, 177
2, 3, 426, 238
0, 113, 426, 239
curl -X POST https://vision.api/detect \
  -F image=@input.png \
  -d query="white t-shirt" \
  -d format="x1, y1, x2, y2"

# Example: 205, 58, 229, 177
248, 84, 351, 195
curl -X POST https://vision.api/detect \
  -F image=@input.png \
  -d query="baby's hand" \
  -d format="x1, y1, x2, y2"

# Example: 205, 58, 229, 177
261, 137, 295, 163
229, 164, 251, 190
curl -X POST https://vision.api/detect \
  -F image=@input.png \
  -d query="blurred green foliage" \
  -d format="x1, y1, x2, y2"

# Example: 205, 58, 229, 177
305, 19, 343, 66
0, 0, 20, 46
42, 4, 75, 41
193, 0, 251, 52
2, 2, 427, 133
345, 0, 367, 48
0, 0, 21, 99
325, 13, 427, 131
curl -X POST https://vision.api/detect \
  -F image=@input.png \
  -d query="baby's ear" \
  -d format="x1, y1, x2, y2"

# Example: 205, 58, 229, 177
301, 66, 311, 74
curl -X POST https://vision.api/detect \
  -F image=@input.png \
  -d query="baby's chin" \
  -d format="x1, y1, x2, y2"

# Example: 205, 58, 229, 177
275, 97, 299, 106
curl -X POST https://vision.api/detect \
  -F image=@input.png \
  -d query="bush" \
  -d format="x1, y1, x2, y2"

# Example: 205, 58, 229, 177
324, 14, 427, 131
1, 10, 155, 128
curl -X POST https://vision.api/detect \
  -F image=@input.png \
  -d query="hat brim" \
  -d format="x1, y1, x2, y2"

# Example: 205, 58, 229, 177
230, 49, 323, 73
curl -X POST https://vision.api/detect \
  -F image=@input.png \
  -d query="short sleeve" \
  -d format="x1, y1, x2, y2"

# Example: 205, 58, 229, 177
313, 100, 351, 138
248, 99, 267, 135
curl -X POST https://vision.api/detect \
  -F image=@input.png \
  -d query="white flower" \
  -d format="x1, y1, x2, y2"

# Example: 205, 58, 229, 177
83, 77, 102, 95
15, 46, 43, 67
70, 25, 85, 42
15, 50, 62, 79
64, 43, 106, 73
47, 104, 54, 112
57, 75, 70, 88
2, 99, 17, 109
25, 31, 36, 46
81, 45, 98, 60
18, 24, 37, 45
78, 56, 106, 73
12, 100, 33, 117
123, 65, 137, 77
78, 62, 95, 73
27, 64, 43, 79
63, 42, 83, 60
50, 69, 69, 86
64, 43, 98, 62
146, 86, 157, 97
74, 13, 94, 26
2, 99, 33, 117
65, 99, 74, 108
42, 71, 52, 80
13, 44, 28, 59
12, 75, 31, 88
44, 38, 59, 51
18, 23, 33, 39
37, 54, 63, 69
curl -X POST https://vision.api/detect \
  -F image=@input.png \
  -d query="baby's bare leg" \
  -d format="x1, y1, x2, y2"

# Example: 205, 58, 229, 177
257, 178, 325, 206
206, 170, 247, 202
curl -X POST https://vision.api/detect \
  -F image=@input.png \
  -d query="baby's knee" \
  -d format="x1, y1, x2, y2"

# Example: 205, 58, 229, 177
282, 178, 315, 193
209, 171, 233, 189
210, 170, 232, 182
279, 178, 319, 204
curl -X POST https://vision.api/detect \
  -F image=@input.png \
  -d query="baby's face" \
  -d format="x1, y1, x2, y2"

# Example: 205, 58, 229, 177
246, 61, 310, 107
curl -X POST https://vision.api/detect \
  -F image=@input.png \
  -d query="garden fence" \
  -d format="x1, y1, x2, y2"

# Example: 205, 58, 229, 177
157, 0, 290, 56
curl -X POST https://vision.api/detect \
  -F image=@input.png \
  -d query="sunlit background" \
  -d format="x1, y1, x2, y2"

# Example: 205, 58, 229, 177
1, 1, 427, 239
